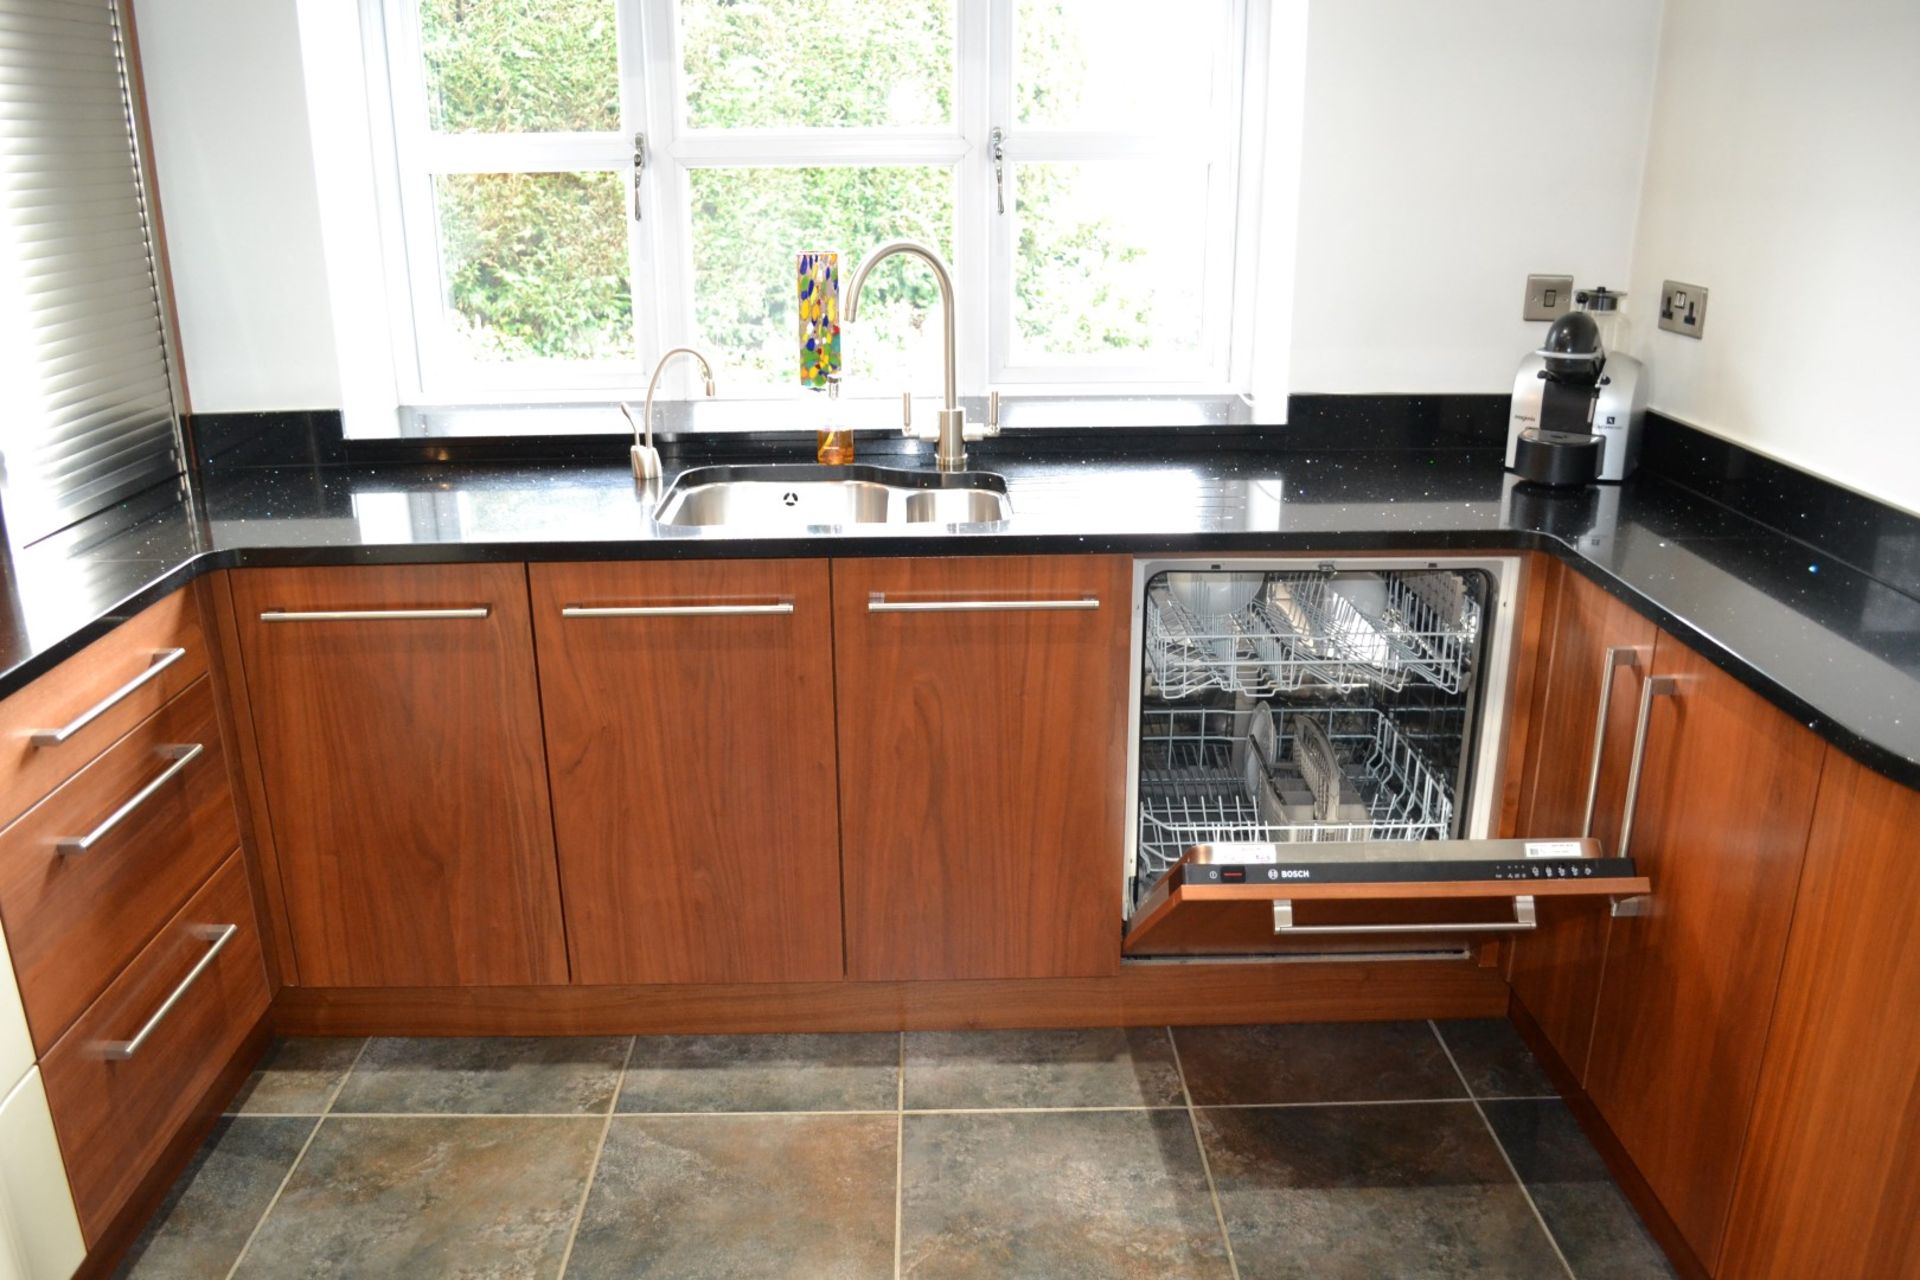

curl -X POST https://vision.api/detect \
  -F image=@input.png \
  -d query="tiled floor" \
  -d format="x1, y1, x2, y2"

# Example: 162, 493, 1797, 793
116, 1020, 1674, 1279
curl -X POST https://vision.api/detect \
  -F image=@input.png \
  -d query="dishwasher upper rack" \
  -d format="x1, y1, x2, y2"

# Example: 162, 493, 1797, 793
1135, 704, 1456, 895
1143, 571, 1481, 698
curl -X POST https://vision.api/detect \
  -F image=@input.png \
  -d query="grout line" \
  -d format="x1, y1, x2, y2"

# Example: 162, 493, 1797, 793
554, 1035, 634, 1279
213, 1097, 1566, 1119
1187, 1098, 1473, 1111
222, 1113, 325, 1280
1168, 1027, 1240, 1280
301, 1111, 626, 1120
1429, 1020, 1576, 1280
905, 1104, 1192, 1115
323, 1037, 373, 1115
222, 1035, 372, 1119
220, 1036, 373, 1276
894, 1031, 905, 1280
218, 1099, 1552, 1119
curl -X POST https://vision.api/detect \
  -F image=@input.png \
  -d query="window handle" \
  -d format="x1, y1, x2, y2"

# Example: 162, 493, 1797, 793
633, 132, 647, 220
990, 126, 1006, 214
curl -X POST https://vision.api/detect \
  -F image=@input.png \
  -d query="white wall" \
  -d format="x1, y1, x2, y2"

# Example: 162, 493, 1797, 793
128, 0, 1920, 513
1287, 0, 1663, 393
133, 0, 1664, 419
1625, 0, 1920, 514
132, 0, 342, 412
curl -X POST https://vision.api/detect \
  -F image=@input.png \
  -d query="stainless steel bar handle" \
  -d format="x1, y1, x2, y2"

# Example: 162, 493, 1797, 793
867, 594, 1099, 613
32, 648, 189, 746
94, 924, 237, 1061
1273, 895, 1538, 935
258, 608, 491, 622
1616, 674, 1681, 863
1580, 646, 1644, 836
562, 602, 794, 618
56, 744, 205, 856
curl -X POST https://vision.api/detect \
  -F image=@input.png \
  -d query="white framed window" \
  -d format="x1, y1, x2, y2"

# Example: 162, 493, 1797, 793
366, 0, 1265, 405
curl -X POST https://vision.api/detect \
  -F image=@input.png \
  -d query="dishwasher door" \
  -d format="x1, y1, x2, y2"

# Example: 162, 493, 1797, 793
1122, 839, 1647, 956
1122, 556, 1650, 958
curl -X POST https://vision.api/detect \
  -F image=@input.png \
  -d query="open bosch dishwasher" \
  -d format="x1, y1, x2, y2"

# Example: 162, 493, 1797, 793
1122, 557, 1649, 957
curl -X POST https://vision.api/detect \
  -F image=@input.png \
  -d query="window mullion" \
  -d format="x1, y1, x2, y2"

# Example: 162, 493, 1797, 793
414, 133, 630, 174
669, 132, 968, 166
984, 0, 1015, 386
1223, 0, 1264, 390
954, 0, 992, 397
636, 0, 696, 394
378, 0, 448, 399
616, 0, 660, 371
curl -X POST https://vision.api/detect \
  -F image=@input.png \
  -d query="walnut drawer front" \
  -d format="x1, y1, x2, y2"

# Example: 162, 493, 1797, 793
39, 849, 268, 1245
0, 588, 209, 829
0, 676, 239, 1053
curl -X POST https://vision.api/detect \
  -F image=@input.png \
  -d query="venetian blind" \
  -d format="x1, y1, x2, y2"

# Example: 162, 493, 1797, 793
0, 0, 180, 548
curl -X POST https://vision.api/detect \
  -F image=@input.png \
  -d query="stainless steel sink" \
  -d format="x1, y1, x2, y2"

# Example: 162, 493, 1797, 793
653, 464, 1012, 530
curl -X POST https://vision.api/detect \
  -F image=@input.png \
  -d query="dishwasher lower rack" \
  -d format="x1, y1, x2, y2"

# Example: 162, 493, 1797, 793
1143, 570, 1482, 699
1134, 704, 1456, 901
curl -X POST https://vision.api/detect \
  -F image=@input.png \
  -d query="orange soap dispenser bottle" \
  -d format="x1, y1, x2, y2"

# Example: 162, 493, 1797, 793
817, 376, 854, 465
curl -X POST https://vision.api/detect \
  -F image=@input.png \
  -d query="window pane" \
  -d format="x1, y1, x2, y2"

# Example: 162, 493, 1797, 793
1013, 162, 1207, 362
688, 166, 954, 390
1016, 0, 1222, 130
433, 172, 633, 362
419, 0, 620, 133
680, 0, 954, 129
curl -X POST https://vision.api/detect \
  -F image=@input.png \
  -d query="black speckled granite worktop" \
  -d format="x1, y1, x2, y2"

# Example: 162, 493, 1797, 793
6, 442, 1918, 789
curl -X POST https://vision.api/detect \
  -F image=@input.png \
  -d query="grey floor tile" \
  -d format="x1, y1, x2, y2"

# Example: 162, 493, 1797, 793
226, 1038, 365, 1115
116, 1116, 315, 1279
567, 1114, 895, 1278
618, 1033, 899, 1113
1173, 1022, 1467, 1105
232, 1116, 600, 1278
901, 1109, 1231, 1279
1434, 1019, 1558, 1098
333, 1036, 630, 1115
905, 1028, 1185, 1110
1195, 1102, 1565, 1279
1482, 1099, 1676, 1279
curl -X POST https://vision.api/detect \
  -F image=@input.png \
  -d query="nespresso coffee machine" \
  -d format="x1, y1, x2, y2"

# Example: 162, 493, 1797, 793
1506, 287, 1646, 485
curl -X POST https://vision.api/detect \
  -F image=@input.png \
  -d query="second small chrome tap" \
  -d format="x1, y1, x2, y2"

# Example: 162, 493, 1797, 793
623, 346, 717, 482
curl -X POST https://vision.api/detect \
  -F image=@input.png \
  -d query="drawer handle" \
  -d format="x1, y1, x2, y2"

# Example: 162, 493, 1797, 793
258, 608, 491, 622
561, 602, 794, 618
94, 923, 238, 1061
56, 743, 204, 856
31, 648, 189, 747
1580, 645, 1645, 837
1272, 895, 1538, 935
1616, 674, 1681, 863
867, 594, 1100, 613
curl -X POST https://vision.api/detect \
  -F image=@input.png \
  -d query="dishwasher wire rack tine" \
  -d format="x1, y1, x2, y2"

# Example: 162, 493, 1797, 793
1134, 705, 1455, 901
1142, 570, 1480, 699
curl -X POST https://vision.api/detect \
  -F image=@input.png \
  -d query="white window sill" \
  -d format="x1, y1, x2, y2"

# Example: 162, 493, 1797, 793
379, 393, 1262, 441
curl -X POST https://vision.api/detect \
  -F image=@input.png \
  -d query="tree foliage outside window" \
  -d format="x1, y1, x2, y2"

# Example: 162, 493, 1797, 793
679, 0, 954, 129
689, 166, 953, 389
420, 0, 619, 133
435, 171, 634, 362
398, 0, 1232, 384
